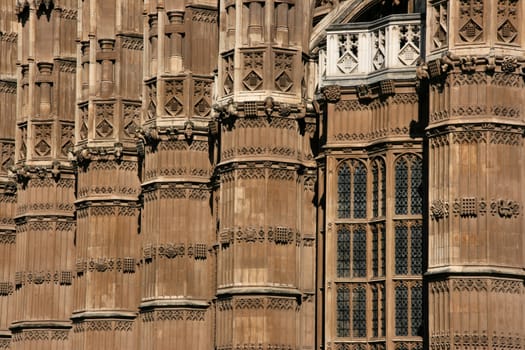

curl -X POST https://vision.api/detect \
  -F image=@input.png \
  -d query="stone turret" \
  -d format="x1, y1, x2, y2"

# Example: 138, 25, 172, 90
423, 0, 525, 348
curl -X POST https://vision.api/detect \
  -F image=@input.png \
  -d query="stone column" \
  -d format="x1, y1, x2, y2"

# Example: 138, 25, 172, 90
424, 0, 525, 348
215, 1, 317, 349
138, 1, 218, 349
0, 1, 18, 348
10, 1, 77, 349
72, 1, 142, 349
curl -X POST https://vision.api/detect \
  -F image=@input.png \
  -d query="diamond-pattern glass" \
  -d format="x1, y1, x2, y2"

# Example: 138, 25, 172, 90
372, 163, 379, 217
338, 164, 351, 218
395, 223, 408, 275
353, 226, 367, 277
381, 163, 386, 216
353, 162, 367, 218
337, 287, 350, 337
411, 223, 423, 275
372, 287, 378, 337
381, 285, 386, 336
372, 226, 378, 277
380, 225, 386, 277
411, 158, 423, 215
395, 159, 408, 215
411, 284, 423, 336
353, 286, 367, 337
337, 226, 351, 278
395, 284, 408, 336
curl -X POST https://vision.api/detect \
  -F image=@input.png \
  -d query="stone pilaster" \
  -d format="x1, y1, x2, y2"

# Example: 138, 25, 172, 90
424, 0, 525, 348
72, 1, 142, 349
10, 1, 77, 349
138, 1, 217, 349
215, 1, 317, 349
0, 1, 18, 349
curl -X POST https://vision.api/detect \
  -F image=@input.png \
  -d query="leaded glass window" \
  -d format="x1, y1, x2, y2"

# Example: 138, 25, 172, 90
372, 163, 379, 217
338, 164, 351, 218
372, 226, 378, 277
372, 287, 378, 337
337, 160, 368, 219
395, 223, 408, 275
411, 222, 423, 275
411, 284, 423, 336
353, 286, 367, 337
395, 284, 409, 336
337, 226, 351, 277
381, 162, 386, 216
353, 225, 367, 277
354, 162, 367, 218
395, 159, 408, 215
411, 158, 422, 215
381, 285, 385, 336
337, 286, 350, 337
380, 224, 385, 277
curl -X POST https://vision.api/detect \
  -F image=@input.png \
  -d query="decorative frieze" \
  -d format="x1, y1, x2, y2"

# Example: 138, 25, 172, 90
72, 320, 133, 332
11, 329, 69, 342
14, 270, 74, 286
142, 242, 208, 261
75, 257, 136, 274
219, 226, 299, 245
141, 309, 206, 322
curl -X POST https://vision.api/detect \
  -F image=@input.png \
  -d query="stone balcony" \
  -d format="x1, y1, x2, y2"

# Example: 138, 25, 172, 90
319, 13, 422, 87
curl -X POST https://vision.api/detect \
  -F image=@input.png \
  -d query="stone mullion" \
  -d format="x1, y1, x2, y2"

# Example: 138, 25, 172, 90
424, 0, 525, 347
10, 2, 77, 349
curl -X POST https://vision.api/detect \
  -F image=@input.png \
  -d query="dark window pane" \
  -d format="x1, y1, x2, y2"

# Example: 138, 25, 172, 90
380, 225, 386, 277
411, 223, 423, 275
354, 162, 367, 218
372, 163, 378, 217
381, 285, 385, 336
395, 284, 408, 336
395, 223, 408, 275
411, 157, 423, 215
395, 159, 408, 215
372, 226, 378, 277
353, 286, 367, 337
338, 164, 351, 218
381, 163, 386, 216
337, 287, 350, 337
353, 226, 367, 277
372, 287, 378, 337
337, 226, 350, 277
411, 284, 423, 336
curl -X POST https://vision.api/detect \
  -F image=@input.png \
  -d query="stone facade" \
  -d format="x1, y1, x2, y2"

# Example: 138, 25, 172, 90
0, 1, 523, 350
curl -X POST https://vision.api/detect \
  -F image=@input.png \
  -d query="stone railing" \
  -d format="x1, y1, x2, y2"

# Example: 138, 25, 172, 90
320, 14, 422, 85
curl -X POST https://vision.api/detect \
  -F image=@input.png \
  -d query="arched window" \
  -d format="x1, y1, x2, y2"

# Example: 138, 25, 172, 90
337, 163, 351, 218
372, 158, 386, 218
395, 155, 423, 215
395, 158, 408, 215
337, 160, 367, 219
395, 221, 423, 276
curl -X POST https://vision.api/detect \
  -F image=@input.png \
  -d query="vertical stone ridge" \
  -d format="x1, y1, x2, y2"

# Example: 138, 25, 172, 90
0, 1, 18, 348
215, 1, 317, 349
10, 0, 77, 349
423, 0, 525, 348
72, 1, 142, 349
138, 1, 218, 349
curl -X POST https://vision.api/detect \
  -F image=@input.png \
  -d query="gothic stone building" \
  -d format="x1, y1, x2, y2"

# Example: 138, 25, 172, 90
0, 0, 523, 349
